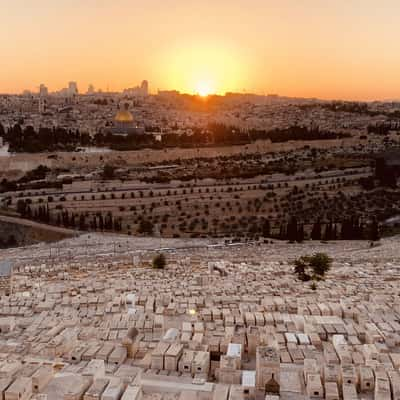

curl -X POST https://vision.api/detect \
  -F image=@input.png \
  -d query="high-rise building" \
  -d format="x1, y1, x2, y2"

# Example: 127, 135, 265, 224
141, 80, 149, 96
68, 81, 78, 96
39, 98, 47, 114
39, 84, 48, 97
123, 80, 149, 97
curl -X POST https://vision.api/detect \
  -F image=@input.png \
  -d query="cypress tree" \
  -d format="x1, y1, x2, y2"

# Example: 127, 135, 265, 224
370, 219, 380, 241
332, 224, 337, 240
324, 222, 333, 241
262, 219, 271, 237
296, 224, 305, 242
311, 221, 322, 240
287, 216, 298, 242
99, 214, 104, 231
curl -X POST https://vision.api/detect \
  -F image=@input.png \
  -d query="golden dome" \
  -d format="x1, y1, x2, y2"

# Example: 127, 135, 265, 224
115, 109, 134, 123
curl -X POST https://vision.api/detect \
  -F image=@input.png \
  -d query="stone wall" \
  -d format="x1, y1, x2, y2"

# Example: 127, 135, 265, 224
0, 216, 75, 248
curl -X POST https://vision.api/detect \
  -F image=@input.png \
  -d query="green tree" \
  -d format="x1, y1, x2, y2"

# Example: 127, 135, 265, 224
308, 253, 332, 277
296, 224, 305, 243
16, 199, 27, 216
102, 164, 116, 180
261, 219, 271, 237
287, 216, 298, 242
152, 253, 166, 269
138, 219, 154, 235
293, 252, 332, 283
370, 218, 380, 242
311, 221, 322, 240
294, 257, 310, 281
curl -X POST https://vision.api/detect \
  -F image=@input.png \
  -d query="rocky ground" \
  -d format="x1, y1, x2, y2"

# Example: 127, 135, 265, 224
0, 235, 399, 399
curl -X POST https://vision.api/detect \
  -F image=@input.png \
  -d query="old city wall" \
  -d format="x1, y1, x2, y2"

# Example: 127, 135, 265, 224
0, 215, 75, 247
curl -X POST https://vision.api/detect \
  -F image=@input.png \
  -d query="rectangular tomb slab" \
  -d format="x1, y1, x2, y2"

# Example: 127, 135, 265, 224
5, 377, 32, 400
101, 378, 124, 400
83, 378, 109, 400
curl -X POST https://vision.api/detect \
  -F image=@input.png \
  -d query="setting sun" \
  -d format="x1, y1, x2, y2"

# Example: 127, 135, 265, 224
159, 39, 247, 96
196, 81, 214, 97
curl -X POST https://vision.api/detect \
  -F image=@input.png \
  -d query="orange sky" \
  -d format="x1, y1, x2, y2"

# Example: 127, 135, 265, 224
1, 0, 400, 100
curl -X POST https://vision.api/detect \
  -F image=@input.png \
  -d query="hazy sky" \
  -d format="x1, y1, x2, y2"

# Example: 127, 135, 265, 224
1, 0, 400, 100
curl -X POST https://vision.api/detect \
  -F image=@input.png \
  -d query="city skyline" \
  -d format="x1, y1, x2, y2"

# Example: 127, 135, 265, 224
1, 0, 400, 100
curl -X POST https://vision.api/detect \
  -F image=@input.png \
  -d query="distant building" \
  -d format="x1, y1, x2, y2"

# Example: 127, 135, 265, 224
141, 80, 149, 96
38, 97, 47, 114
157, 90, 180, 100
87, 84, 95, 95
110, 104, 145, 136
123, 80, 149, 97
39, 84, 48, 97
68, 81, 78, 96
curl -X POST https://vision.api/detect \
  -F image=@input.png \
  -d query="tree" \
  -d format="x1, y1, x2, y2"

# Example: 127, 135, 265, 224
332, 224, 338, 240
261, 219, 271, 237
98, 214, 104, 231
102, 164, 116, 180
92, 216, 97, 230
370, 218, 380, 241
45, 204, 50, 223
70, 214, 76, 228
293, 253, 332, 283
105, 212, 113, 230
79, 214, 86, 230
7, 235, 17, 247
311, 221, 322, 240
296, 224, 305, 243
279, 223, 286, 240
308, 253, 332, 277
62, 211, 70, 227
324, 222, 333, 241
152, 253, 166, 269
287, 216, 298, 242
138, 219, 154, 235
375, 157, 397, 187
293, 257, 310, 281
16, 199, 27, 216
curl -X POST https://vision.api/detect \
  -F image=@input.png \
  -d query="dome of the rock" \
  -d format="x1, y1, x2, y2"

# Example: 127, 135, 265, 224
114, 110, 134, 123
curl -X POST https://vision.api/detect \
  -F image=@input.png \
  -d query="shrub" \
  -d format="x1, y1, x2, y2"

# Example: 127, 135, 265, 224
102, 164, 116, 180
152, 253, 166, 269
293, 252, 332, 281
138, 219, 154, 234
16, 199, 27, 216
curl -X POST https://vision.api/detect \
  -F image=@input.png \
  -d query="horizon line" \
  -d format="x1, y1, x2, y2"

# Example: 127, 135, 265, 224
0, 89, 398, 104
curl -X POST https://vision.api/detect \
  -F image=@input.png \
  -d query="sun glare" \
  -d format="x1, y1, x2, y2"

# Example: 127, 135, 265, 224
161, 40, 246, 96
196, 81, 213, 97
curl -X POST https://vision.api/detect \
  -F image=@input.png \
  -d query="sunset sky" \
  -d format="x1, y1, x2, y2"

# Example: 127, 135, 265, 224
1, 0, 400, 100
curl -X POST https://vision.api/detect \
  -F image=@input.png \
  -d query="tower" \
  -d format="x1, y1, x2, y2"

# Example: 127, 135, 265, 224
39, 98, 47, 114
141, 80, 149, 96
68, 81, 78, 96
39, 84, 48, 97
256, 346, 280, 395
